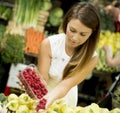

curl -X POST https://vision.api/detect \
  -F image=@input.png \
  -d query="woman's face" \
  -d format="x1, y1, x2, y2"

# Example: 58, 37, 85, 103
66, 19, 92, 48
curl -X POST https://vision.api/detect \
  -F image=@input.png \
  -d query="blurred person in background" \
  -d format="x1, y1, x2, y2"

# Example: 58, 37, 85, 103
103, 45, 120, 72
103, 45, 120, 108
104, 0, 120, 32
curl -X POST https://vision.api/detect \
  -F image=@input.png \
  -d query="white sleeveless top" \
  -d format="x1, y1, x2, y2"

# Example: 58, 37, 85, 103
47, 33, 78, 106
47, 33, 97, 106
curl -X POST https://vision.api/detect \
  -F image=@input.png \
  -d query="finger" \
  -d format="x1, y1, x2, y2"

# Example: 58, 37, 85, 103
18, 82, 25, 89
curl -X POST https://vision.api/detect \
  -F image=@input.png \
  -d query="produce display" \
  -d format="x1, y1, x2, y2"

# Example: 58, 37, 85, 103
95, 31, 120, 73
0, 33, 25, 64
97, 31, 120, 54
0, 4, 12, 20
17, 65, 48, 111
1, 1, 120, 113
48, 7, 64, 27
0, 93, 120, 113
6, 0, 52, 35
99, 9, 115, 32
13, 0, 52, 28
43, 101, 120, 113
24, 27, 46, 55
0, 93, 37, 113
0, 24, 6, 45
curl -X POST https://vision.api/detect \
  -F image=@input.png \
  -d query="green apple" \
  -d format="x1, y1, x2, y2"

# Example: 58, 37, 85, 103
100, 108, 110, 113
75, 107, 86, 113
8, 93, 18, 102
27, 99, 37, 110
49, 102, 60, 112
75, 106, 84, 113
29, 109, 36, 113
46, 109, 57, 113
7, 100, 19, 111
87, 103, 100, 113
18, 93, 31, 105
16, 105, 29, 113
110, 108, 120, 113
59, 104, 75, 113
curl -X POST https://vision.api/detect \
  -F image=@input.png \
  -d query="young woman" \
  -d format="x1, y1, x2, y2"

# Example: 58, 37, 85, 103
38, 2, 101, 109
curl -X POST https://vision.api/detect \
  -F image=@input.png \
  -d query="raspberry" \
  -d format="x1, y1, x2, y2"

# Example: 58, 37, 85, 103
18, 67, 48, 100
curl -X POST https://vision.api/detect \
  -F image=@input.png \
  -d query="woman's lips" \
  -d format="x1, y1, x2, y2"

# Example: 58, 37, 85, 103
70, 39, 76, 45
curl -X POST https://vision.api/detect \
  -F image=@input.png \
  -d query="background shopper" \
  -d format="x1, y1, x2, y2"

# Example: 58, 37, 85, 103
103, 45, 120, 108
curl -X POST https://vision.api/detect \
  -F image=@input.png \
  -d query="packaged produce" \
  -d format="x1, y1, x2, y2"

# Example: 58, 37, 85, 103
17, 64, 48, 110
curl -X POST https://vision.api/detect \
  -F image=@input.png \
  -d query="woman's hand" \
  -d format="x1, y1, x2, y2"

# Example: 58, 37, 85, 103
103, 45, 109, 52
43, 92, 57, 109
103, 45, 113, 57
18, 82, 25, 89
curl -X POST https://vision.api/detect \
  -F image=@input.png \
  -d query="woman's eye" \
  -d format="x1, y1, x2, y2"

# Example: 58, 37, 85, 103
80, 33, 86, 36
70, 28, 76, 32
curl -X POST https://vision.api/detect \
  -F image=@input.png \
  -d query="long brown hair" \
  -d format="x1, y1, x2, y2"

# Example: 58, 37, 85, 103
62, 2, 101, 79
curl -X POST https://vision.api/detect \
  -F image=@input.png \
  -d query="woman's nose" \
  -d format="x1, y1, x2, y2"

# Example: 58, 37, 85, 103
72, 34, 80, 40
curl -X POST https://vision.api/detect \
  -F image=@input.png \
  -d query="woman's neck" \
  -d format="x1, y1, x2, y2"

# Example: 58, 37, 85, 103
65, 43, 75, 57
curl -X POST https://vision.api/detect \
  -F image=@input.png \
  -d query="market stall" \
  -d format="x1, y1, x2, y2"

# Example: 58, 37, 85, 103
0, 0, 120, 112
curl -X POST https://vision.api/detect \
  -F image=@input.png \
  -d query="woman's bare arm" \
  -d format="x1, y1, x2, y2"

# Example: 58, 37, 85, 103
38, 38, 51, 82
44, 56, 98, 108
103, 45, 120, 67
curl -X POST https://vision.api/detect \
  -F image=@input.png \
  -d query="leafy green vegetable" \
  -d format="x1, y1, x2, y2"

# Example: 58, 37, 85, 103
13, 0, 46, 27
51, 8, 63, 18
41, 1, 52, 11
1, 8, 12, 20
0, 93, 7, 103
0, 5, 12, 20
48, 7, 63, 27
49, 14, 63, 27
0, 24, 6, 41
0, 34, 25, 64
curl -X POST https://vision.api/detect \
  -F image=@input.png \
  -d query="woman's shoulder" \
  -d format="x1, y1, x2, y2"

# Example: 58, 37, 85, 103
47, 33, 66, 45
41, 33, 65, 47
47, 33, 65, 40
